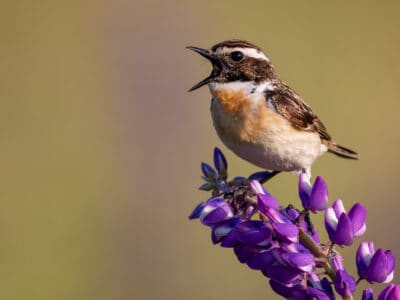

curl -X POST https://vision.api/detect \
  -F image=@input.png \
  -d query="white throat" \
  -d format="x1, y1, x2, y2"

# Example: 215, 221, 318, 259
208, 81, 274, 96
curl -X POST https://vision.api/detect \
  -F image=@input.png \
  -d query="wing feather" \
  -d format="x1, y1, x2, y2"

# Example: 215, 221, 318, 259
265, 81, 331, 141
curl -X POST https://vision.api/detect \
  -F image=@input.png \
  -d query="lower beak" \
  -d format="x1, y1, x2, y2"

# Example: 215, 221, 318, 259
186, 46, 221, 92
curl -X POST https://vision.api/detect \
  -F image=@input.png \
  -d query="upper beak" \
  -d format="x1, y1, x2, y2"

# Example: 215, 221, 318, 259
186, 46, 221, 92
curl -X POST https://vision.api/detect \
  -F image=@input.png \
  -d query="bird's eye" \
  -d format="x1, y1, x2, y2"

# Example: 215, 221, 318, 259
230, 51, 244, 62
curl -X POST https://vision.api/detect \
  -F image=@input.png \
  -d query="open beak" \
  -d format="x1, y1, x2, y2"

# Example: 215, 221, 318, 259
186, 46, 221, 92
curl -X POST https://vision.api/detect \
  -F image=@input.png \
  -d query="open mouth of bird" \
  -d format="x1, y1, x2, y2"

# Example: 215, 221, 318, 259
186, 46, 222, 91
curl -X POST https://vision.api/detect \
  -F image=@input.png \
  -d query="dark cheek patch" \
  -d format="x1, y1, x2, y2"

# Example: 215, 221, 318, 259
216, 56, 275, 82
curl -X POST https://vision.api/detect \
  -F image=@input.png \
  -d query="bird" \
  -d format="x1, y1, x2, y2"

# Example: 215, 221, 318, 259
187, 39, 357, 176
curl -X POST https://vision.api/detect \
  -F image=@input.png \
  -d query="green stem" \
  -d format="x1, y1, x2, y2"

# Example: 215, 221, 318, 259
298, 228, 336, 280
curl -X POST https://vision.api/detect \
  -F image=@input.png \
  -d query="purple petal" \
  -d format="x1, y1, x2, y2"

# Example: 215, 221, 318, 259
356, 242, 374, 278
281, 242, 310, 255
247, 250, 275, 270
269, 280, 293, 298
200, 198, 233, 226
272, 223, 299, 243
249, 180, 268, 195
334, 270, 356, 297
211, 217, 240, 244
348, 203, 367, 237
270, 281, 315, 300
262, 265, 302, 284
213, 147, 227, 175
377, 284, 397, 300
306, 287, 332, 300
236, 220, 272, 246
330, 253, 345, 272
384, 250, 396, 283
325, 207, 338, 242
362, 288, 374, 300
366, 249, 390, 283
307, 271, 322, 287
367, 241, 375, 254
310, 229, 320, 244
387, 285, 400, 299
334, 213, 354, 246
320, 277, 335, 298
264, 206, 292, 224
281, 252, 314, 273
332, 199, 346, 218
221, 226, 240, 248
298, 172, 312, 209
233, 244, 260, 263
188, 201, 207, 219
378, 285, 392, 300
309, 176, 329, 211
282, 207, 300, 222
257, 193, 279, 212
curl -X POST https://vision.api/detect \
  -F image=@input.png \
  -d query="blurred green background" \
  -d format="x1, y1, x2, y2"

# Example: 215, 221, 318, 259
1, 1, 400, 299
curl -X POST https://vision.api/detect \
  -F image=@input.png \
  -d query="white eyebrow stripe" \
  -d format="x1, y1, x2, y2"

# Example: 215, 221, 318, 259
217, 47, 269, 61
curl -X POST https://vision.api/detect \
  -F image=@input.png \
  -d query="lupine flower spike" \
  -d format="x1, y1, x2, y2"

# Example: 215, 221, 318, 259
190, 148, 398, 300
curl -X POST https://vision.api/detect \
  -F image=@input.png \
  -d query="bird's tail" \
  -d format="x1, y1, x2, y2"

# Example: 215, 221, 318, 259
328, 143, 358, 160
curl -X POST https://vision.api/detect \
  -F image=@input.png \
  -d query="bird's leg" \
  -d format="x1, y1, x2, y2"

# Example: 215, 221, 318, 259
258, 171, 281, 184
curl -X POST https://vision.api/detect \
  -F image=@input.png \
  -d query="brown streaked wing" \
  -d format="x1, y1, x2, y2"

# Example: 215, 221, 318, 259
265, 81, 332, 141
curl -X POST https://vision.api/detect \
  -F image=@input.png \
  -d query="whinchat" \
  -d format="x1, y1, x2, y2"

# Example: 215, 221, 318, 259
187, 39, 357, 176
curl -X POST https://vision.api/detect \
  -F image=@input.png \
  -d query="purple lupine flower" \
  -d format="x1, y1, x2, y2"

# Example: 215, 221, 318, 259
221, 181, 312, 285
249, 180, 268, 195
325, 199, 366, 246
189, 201, 208, 219
246, 247, 277, 270
362, 288, 374, 300
246, 243, 315, 276
190, 148, 398, 300
281, 206, 320, 243
233, 220, 272, 246
356, 241, 395, 283
272, 222, 299, 243
250, 180, 279, 209
281, 251, 315, 273
252, 244, 315, 284
211, 217, 240, 244
270, 279, 334, 300
233, 244, 263, 263
263, 264, 304, 285
257, 193, 280, 210
220, 220, 273, 248
330, 252, 345, 272
313, 276, 335, 299
329, 253, 356, 297
378, 284, 400, 300
189, 196, 233, 226
299, 173, 329, 212
253, 185, 292, 226
334, 269, 356, 297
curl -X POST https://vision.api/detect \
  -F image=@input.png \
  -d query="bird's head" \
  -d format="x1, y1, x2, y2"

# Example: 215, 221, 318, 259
187, 39, 276, 91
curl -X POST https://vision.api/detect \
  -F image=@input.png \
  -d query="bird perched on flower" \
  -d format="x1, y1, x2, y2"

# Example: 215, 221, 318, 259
187, 39, 357, 176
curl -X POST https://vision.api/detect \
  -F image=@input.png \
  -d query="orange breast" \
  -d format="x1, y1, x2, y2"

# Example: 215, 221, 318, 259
212, 88, 299, 145
212, 89, 251, 118
212, 89, 280, 143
